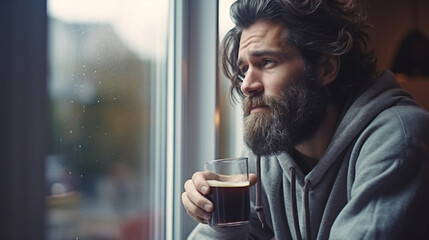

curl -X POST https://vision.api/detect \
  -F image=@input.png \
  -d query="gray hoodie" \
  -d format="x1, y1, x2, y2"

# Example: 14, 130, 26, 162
188, 71, 429, 239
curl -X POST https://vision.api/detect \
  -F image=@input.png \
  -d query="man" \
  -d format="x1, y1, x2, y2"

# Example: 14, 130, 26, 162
182, 0, 429, 239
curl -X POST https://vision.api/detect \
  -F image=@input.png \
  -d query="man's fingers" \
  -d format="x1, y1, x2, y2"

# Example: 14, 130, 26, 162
184, 179, 214, 212
182, 191, 211, 222
191, 171, 212, 195
192, 171, 258, 189
249, 173, 258, 187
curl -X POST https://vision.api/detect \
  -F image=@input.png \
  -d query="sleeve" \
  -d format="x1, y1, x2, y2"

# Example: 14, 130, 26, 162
329, 107, 429, 240
187, 223, 248, 240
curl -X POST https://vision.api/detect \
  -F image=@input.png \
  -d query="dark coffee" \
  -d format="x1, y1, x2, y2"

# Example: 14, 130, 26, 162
206, 180, 250, 226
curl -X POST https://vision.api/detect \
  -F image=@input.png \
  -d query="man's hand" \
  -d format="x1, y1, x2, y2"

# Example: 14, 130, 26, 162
182, 171, 258, 224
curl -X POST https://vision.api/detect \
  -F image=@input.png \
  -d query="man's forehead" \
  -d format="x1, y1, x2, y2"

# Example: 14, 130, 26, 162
238, 21, 290, 57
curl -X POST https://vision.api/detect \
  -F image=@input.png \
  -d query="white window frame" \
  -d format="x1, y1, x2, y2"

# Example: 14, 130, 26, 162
165, 0, 219, 239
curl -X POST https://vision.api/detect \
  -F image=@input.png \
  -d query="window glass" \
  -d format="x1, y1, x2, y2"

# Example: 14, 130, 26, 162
46, 1, 168, 239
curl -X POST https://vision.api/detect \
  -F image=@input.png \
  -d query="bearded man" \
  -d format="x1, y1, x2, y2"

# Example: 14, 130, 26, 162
182, 0, 429, 239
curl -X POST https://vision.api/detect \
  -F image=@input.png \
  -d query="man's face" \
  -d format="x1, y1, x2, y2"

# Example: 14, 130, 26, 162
237, 20, 328, 156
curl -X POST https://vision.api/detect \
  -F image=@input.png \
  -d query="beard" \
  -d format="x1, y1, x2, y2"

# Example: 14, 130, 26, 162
242, 71, 328, 156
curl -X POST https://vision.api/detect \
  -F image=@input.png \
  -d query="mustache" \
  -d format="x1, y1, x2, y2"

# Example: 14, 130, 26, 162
242, 95, 272, 116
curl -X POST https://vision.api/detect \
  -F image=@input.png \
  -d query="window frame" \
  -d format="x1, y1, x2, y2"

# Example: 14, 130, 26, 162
166, 0, 219, 239
0, 0, 48, 239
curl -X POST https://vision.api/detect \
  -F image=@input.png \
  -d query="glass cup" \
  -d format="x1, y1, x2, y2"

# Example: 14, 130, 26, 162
204, 157, 250, 227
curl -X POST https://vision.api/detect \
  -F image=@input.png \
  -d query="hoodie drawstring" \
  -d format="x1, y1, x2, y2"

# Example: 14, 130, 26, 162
304, 179, 312, 240
255, 155, 266, 228
256, 158, 312, 238
290, 167, 312, 240
290, 167, 302, 240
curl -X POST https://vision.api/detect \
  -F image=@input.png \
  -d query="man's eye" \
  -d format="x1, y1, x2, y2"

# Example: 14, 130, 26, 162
240, 66, 248, 75
263, 59, 274, 66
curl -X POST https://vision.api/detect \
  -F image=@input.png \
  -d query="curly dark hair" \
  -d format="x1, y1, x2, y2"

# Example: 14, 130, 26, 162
221, 0, 377, 103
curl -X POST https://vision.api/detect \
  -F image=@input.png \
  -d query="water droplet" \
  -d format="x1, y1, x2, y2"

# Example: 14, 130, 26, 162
113, 97, 116, 101
69, 130, 73, 134
71, 100, 74, 104
83, 65, 86, 68
94, 70, 97, 73
78, 145, 82, 148
80, 175, 83, 178
98, 81, 101, 84
69, 171, 72, 175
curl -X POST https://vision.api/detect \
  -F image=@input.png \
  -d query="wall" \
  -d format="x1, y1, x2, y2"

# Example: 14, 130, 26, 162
367, 0, 429, 71
367, 0, 429, 110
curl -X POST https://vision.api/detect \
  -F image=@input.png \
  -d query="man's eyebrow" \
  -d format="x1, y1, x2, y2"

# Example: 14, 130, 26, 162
237, 50, 283, 67
251, 50, 282, 57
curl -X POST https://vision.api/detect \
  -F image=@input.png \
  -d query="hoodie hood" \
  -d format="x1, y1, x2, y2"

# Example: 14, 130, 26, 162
300, 70, 415, 187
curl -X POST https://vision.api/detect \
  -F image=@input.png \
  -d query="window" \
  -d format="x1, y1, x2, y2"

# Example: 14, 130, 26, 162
46, 0, 168, 239
1, 0, 225, 239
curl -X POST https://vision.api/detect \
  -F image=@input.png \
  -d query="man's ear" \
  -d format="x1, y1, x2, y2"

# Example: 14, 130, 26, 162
317, 55, 340, 86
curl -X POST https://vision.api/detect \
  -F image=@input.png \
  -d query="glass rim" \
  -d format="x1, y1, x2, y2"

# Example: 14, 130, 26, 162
204, 157, 247, 164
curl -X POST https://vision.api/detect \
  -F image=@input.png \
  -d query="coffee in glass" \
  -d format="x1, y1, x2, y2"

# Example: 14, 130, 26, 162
204, 157, 250, 226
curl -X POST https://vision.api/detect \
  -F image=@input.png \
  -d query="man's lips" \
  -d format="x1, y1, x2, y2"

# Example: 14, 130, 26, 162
250, 105, 269, 113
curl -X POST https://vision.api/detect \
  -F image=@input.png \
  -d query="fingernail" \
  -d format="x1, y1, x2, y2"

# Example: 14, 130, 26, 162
201, 186, 208, 194
204, 204, 212, 212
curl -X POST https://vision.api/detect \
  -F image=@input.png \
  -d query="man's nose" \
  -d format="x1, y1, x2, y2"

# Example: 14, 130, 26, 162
240, 69, 263, 96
